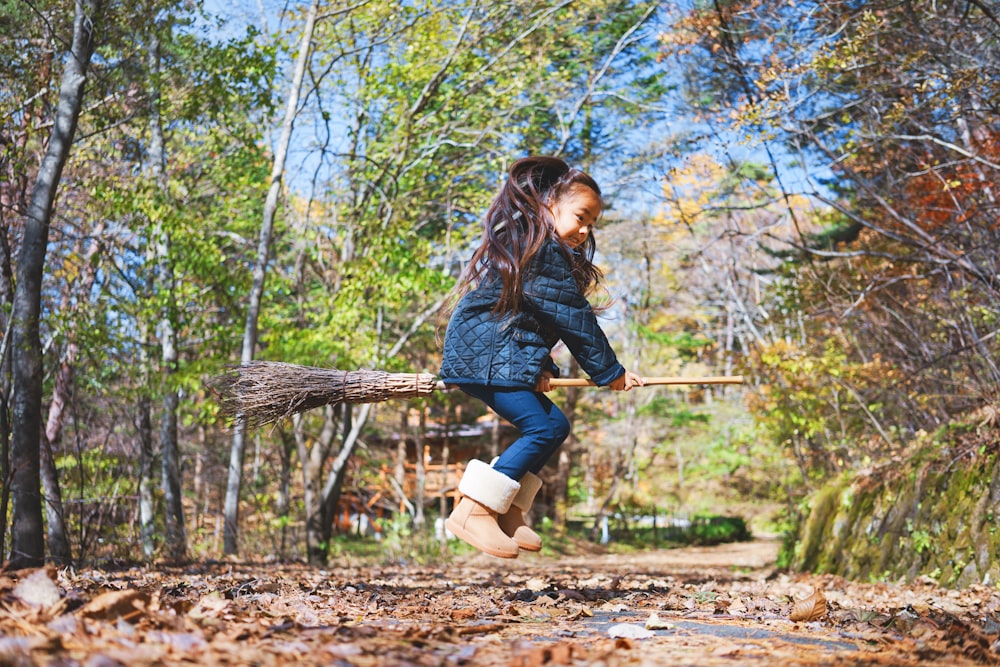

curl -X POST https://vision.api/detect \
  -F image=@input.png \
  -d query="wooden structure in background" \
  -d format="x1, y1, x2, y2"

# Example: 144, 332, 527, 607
341, 410, 517, 526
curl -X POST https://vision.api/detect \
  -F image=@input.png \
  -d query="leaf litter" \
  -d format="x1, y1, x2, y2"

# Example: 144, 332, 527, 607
0, 540, 998, 666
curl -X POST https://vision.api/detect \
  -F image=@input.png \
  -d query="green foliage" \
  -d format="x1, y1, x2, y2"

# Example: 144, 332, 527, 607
594, 513, 752, 549
910, 529, 932, 555
55, 449, 140, 564
636, 325, 712, 360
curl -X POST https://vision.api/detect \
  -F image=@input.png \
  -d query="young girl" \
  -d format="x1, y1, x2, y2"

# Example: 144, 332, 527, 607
440, 156, 642, 558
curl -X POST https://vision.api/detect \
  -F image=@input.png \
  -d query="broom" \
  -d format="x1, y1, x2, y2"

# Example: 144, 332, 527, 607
211, 361, 744, 429
210, 361, 744, 428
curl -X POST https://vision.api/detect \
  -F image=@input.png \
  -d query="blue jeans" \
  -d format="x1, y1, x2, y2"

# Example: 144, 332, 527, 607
459, 385, 571, 481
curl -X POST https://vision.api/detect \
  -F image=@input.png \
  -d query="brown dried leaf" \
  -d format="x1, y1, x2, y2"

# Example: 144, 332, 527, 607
613, 637, 633, 650
187, 592, 229, 621
510, 641, 577, 667
78, 589, 146, 621
789, 589, 828, 622
564, 603, 593, 621
524, 577, 549, 592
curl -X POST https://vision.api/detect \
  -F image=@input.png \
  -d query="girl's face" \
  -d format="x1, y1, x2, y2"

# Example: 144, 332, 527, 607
549, 185, 601, 249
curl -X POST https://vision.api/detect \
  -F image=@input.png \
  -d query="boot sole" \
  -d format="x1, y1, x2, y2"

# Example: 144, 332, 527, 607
445, 518, 519, 559
515, 542, 542, 552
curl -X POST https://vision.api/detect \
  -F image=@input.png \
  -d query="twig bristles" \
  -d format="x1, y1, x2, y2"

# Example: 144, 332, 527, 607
209, 361, 440, 428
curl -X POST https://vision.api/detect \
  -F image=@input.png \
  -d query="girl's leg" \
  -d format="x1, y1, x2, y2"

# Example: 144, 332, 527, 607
460, 385, 570, 480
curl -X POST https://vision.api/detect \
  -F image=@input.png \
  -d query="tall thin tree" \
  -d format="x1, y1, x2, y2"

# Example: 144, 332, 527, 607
9, 0, 102, 568
223, 0, 320, 555
148, 28, 187, 561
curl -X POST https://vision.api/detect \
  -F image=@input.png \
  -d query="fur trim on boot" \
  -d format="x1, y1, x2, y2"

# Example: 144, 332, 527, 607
498, 471, 543, 551
446, 459, 520, 558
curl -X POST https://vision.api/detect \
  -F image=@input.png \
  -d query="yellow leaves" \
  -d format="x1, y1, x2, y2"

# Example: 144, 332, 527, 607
655, 154, 727, 230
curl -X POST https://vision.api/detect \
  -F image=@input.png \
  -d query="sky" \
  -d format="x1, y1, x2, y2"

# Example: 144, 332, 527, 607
191, 0, 834, 227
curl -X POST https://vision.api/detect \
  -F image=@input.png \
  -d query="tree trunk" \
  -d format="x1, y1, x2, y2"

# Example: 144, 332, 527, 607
0, 21, 47, 554
147, 30, 186, 562
38, 433, 70, 564
42, 224, 101, 565
317, 403, 373, 560
137, 393, 156, 559
224, 0, 320, 555
414, 407, 426, 529
42, 360, 76, 563
0, 331, 10, 561
9, 0, 101, 568
551, 357, 580, 532
439, 409, 451, 546
394, 408, 407, 488
590, 450, 627, 543
296, 406, 338, 565
160, 382, 185, 560
276, 428, 295, 558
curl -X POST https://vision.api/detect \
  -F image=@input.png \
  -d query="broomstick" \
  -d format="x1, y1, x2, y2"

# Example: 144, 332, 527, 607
210, 361, 744, 429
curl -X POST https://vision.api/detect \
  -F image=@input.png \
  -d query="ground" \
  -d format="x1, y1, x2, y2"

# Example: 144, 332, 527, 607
2, 539, 999, 666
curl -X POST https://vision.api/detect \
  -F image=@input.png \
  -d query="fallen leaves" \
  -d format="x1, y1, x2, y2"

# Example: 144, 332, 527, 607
0, 542, 998, 666
607, 622, 655, 639
11, 568, 61, 610
78, 588, 148, 621
645, 611, 675, 630
789, 588, 828, 622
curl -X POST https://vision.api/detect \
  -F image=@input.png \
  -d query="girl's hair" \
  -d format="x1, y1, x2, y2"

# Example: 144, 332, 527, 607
463, 156, 605, 314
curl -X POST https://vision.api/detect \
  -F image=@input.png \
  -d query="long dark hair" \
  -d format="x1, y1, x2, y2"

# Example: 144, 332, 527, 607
462, 156, 605, 314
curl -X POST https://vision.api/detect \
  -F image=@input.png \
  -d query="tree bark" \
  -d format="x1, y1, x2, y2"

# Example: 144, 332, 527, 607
438, 408, 451, 546
9, 0, 101, 568
137, 393, 156, 559
224, 0, 320, 555
276, 427, 295, 558
414, 407, 426, 529
0, 32, 45, 565
317, 403, 372, 559
38, 432, 70, 564
296, 406, 338, 564
147, 30, 186, 562
552, 358, 580, 533
42, 224, 101, 565
0, 326, 10, 561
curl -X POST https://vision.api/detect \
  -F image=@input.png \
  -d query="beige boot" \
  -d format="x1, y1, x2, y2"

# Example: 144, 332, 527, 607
498, 471, 543, 552
445, 459, 520, 559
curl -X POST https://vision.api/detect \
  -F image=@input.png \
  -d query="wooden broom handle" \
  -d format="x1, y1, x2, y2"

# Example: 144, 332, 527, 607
433, 376, 744, 390
549, 375, 743, 387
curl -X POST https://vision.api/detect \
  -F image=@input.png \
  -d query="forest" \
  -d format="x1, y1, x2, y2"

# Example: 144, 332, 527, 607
1, 0, 998, 580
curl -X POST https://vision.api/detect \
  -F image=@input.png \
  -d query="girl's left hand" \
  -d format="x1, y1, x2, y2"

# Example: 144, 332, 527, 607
535, 371, 554, 393
609, 370, 644, 392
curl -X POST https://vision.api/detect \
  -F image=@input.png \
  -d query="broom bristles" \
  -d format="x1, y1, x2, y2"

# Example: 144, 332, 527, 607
210, 361, 439, 428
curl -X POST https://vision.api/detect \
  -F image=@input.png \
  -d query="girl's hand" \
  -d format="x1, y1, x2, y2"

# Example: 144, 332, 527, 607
535, 371, 554, 393
609, 370, 643, 392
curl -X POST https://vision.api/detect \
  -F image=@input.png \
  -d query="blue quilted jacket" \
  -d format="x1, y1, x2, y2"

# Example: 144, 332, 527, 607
439, 240, 625, 389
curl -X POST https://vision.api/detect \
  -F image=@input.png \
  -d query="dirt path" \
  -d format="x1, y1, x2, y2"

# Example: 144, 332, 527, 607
2, 540, 999, 666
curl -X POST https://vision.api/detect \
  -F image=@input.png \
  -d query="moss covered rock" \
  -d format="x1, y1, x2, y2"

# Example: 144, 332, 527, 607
788, 428, 1000, 588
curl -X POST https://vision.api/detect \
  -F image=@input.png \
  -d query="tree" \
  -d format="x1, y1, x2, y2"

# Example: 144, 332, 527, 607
8, 0, 103, 568
223, 0, 321, 556
662, 0, 1000, 477
148, 25, 187, 562
22, 1, 276, 563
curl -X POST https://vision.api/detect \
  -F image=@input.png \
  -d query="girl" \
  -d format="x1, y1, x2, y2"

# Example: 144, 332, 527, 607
440, 156, 642, 558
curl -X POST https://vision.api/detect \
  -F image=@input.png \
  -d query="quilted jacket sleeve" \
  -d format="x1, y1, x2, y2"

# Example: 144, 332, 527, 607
522, 243, 625, 386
